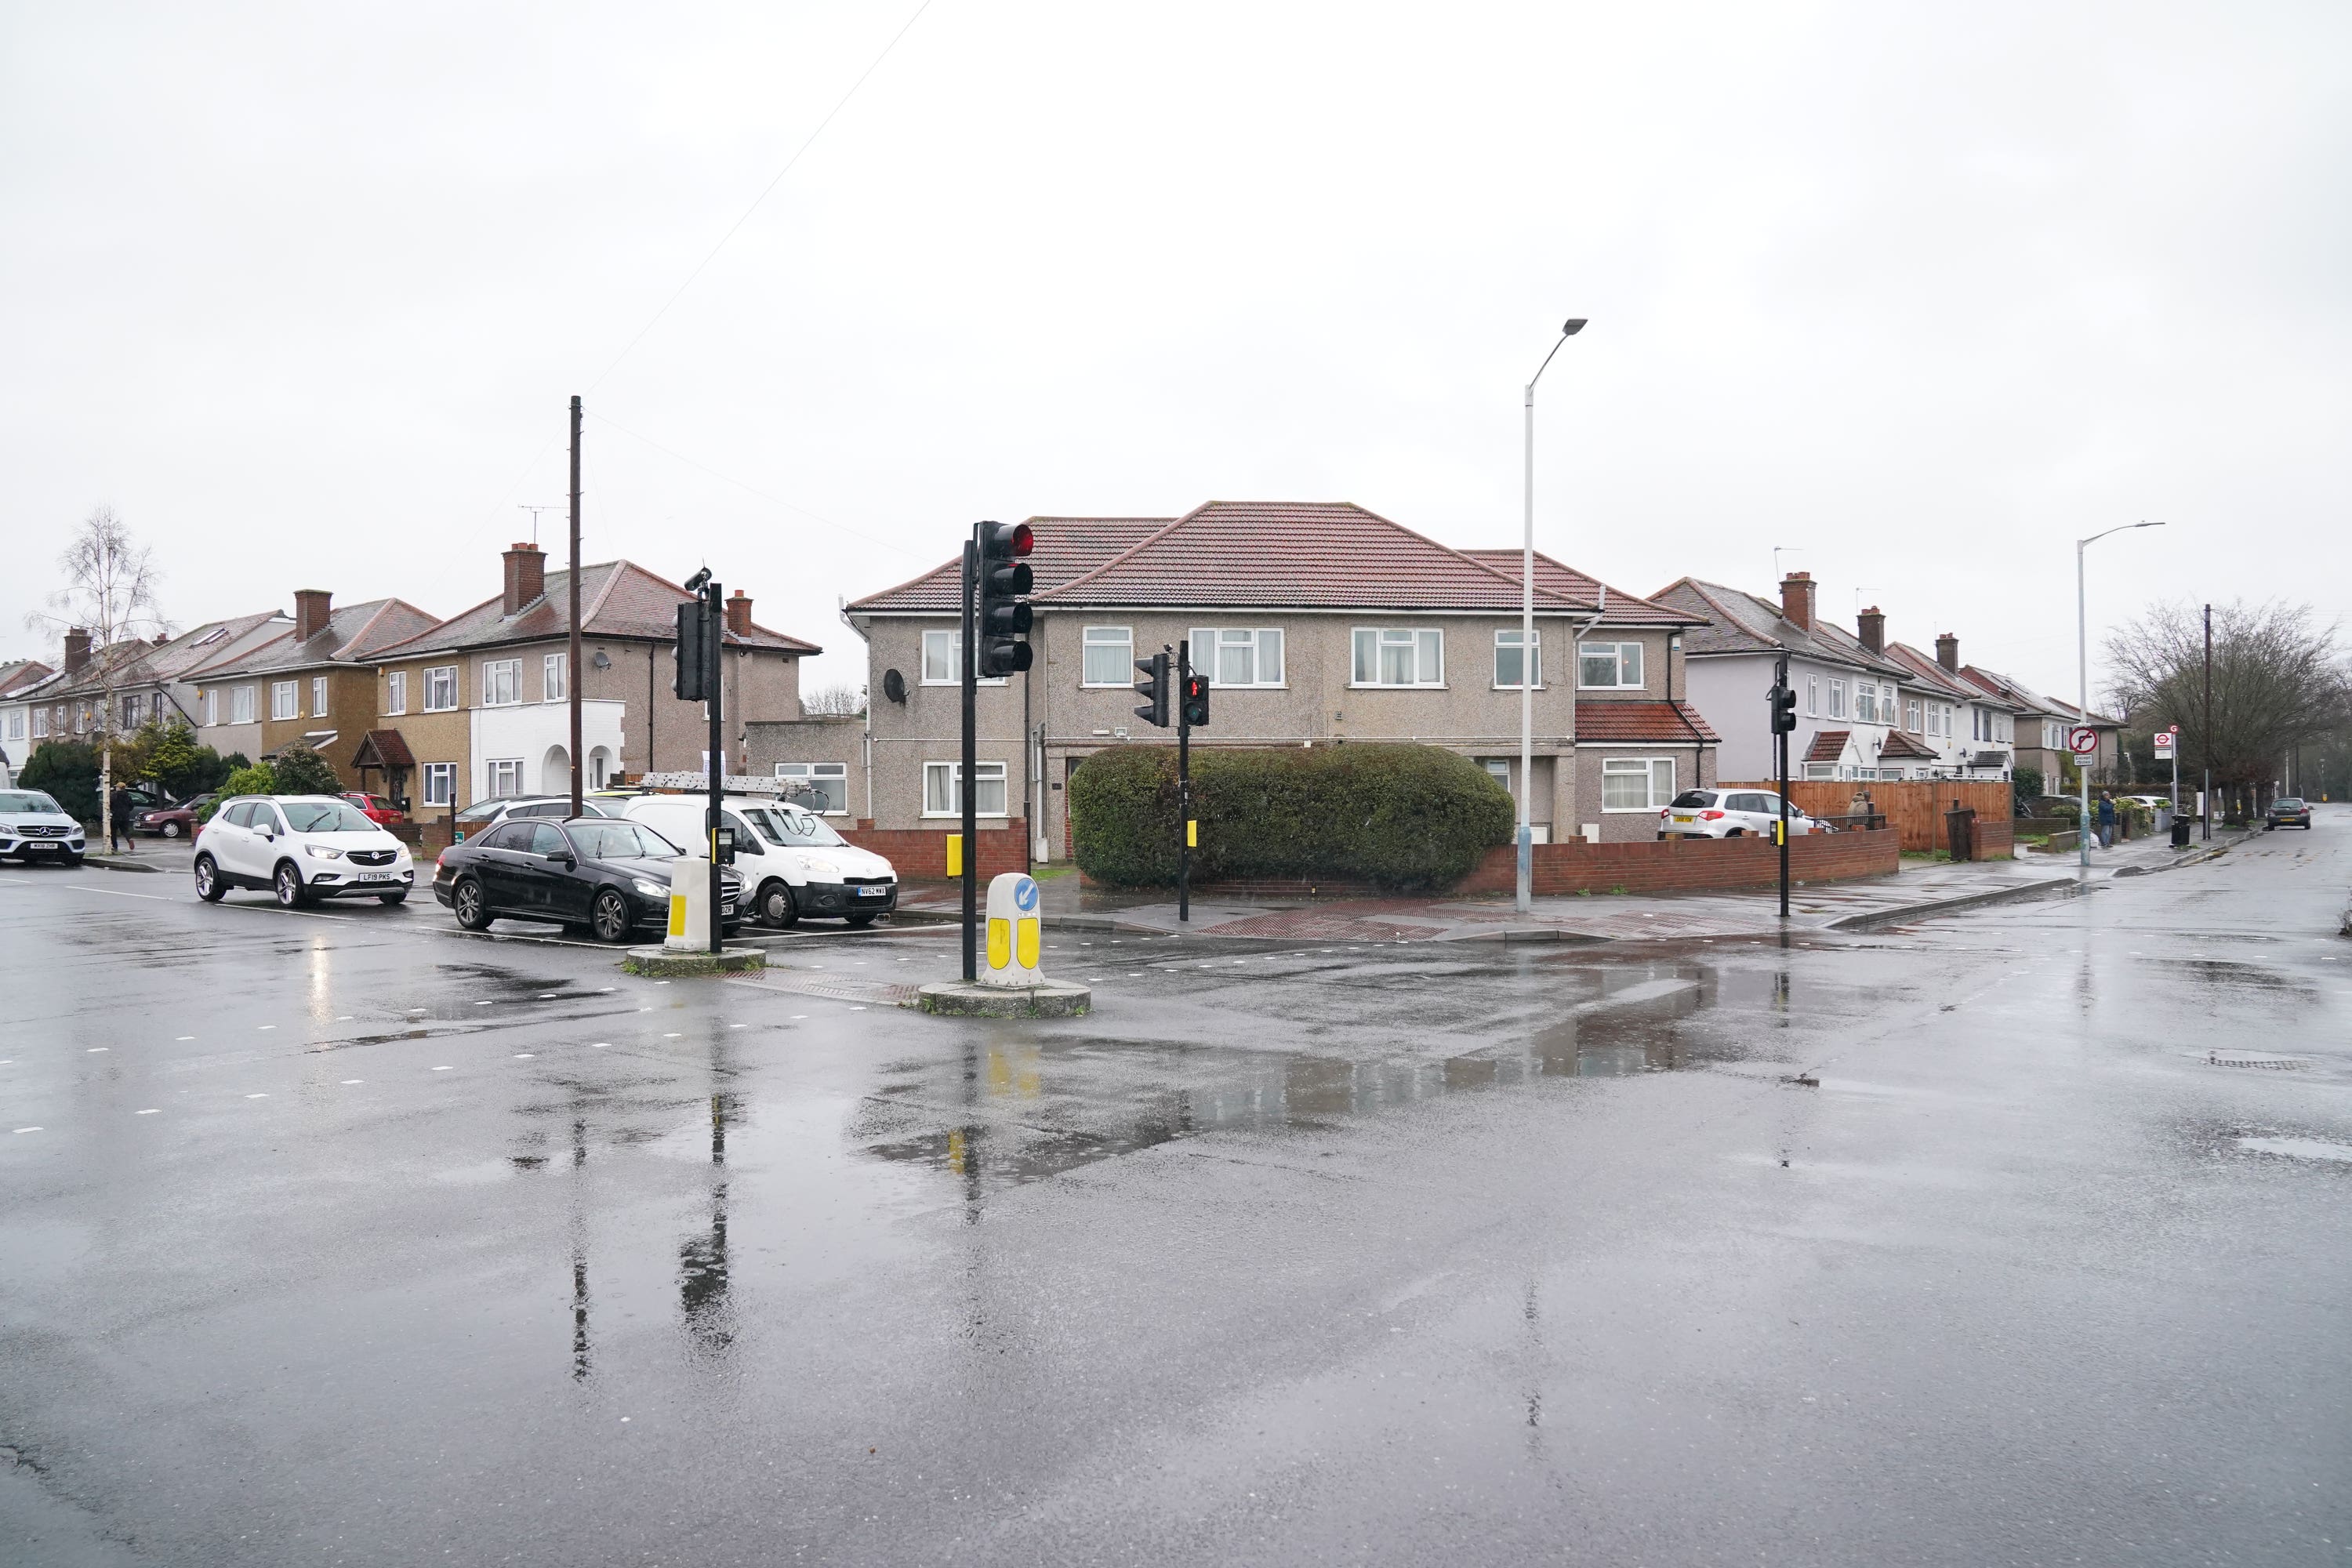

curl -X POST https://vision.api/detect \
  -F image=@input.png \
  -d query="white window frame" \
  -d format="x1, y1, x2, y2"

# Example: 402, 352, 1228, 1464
423, 666, 457, 713
311, 675, 328, 717
1600, 756, 1675, 811
1905, 698, 1921, 732
481, 659, 521, 708
1080, 626, 1133, 688
202, 688, 219, 726
1351, 627, 1444, 688
1828, 678, 1848, 719
487, 758, 524, 797
3, 708, 20, 742
923, 760, 1008, 818
1492, 629, 1541, 691
31, 707, 49, 739
1576, 641, 1645, 691
383, 671, 407, 716
1189, 628, 1287, 688
270, 681, 298, 720
231, 685, 256, 724
543, 652, 568, 703
920, 629, 1006, 687
1856, 684, 1876, 724
422, 762, 455, 807
774, 761, 850, 815
1806, 675, 1819, 717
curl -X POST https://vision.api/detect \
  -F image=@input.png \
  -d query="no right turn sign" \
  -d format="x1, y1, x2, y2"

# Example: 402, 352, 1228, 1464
2068, 726, 2100, 755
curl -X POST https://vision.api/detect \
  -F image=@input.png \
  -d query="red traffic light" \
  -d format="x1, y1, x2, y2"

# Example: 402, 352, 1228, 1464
980, 521, 1033, 559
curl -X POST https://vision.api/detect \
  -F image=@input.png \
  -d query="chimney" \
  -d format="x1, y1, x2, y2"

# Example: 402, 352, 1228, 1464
293, 589, 332, 644
1936, 633, 1958, 673
1780, 571, 1816, 631
724, 589, 753, 637
1857, 605, 1885, 655
502, 543, 546, 616
64, 627, 91, 675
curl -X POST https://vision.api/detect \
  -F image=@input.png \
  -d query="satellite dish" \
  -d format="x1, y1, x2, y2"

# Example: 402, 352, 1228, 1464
881, 669, 907, 705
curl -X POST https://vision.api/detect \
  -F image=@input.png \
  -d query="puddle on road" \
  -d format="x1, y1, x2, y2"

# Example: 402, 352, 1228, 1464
2238, 1136, 2352, 1164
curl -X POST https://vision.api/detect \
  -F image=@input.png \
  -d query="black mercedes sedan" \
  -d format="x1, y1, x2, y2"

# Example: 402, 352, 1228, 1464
432, 816, 741, 942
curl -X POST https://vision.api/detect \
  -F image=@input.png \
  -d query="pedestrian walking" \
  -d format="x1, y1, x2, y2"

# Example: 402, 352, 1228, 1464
107, 785, 136, 853
2095, 791, 2117, 849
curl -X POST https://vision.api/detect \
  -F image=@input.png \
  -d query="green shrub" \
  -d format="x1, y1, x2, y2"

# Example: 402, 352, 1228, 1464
2011, 768, 2042, 813
205, 763, 278, 822
1069, 743, 1514, 891
19, 741, 100, 823
271, 744, 340, 797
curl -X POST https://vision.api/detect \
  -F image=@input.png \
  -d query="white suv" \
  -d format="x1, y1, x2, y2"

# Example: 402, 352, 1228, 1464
0, 788, 85, 866
194, 794, 418, 907
1659, 787, 1823, 840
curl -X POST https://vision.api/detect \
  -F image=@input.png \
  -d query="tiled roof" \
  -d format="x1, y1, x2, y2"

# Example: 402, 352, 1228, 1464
1882, 641, 1984, 701
1878, 728, 1940, 760
1574, 699, 1720, 744
1805, 729, 1853, 763
375, 561, 819, 659
0, 660, 53, 697
1653, 579, 1907, 674
852, 503, 1696, 623
352, 729, 416, 769
1958, 666, 2122, 727
849, 518, 1172, 614
192, 601, 441, 678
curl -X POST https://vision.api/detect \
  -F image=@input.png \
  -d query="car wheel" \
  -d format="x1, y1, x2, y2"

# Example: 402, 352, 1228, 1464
590, 888, 632, 944
194, 854, 227, 902
274, 862, 310, 908
844, 913, 877, 927
452, 876, 493, 931
378, 891, 408, 906
162, 821, 182, 839
1725, 828, 1744, 837
758, 880, 800, 928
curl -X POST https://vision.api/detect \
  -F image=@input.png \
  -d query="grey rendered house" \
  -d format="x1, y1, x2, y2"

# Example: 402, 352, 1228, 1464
826, 500, 1717, 853
9, 613, 291, 773
1956, 666, 2124, 786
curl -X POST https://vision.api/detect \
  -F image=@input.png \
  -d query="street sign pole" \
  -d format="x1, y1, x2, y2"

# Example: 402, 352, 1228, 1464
960, 532, 978, 983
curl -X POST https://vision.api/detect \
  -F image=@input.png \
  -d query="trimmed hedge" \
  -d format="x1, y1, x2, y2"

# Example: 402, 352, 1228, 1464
1069, 743, 1514, 891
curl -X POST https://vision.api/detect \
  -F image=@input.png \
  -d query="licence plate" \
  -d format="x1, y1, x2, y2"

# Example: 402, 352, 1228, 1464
856, 885, 889, 898
1671, 815, 1694, 824
356, 871, 396, 883
23, 841, 59, 852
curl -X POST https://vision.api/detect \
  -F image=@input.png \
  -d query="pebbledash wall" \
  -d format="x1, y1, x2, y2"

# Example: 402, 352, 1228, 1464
1453, 826, 1900, 897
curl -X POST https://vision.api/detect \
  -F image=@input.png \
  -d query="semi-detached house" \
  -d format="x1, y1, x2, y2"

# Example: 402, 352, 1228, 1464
187, 592, 439, 788
821, 500, 1718, 853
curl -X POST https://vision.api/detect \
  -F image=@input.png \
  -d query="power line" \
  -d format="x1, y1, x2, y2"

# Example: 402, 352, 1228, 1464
583, 0, 938, 395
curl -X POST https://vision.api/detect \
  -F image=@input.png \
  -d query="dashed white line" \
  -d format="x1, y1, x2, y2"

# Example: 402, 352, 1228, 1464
176, 1036, 194, 1040
13, 1127, 41, 1134
341, 1079, 364, 1085
136, 1108, 159, 1115
514, 1053, 535, 1059
590, 1043, 610, 1049
432, 1065, 453, 1072
662, 1032, 682, 1039
87, 1047, 108, 1053
245, 1093, 269, 1099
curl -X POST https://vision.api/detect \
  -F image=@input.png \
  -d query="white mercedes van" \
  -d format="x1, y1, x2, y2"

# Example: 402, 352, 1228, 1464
622, 793, 897, 927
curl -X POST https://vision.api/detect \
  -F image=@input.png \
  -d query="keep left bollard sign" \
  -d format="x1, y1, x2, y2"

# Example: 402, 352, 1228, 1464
980, 873, 1044, 988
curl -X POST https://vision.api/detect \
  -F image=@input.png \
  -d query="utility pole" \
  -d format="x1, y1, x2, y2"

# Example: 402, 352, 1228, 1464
705, 578, 724, 953
568, 396, 584, 818
2202, 602, 2213, 841
1177, 640, 1192, 924
1775, 652, 1791, 919
960, 534, 979, 982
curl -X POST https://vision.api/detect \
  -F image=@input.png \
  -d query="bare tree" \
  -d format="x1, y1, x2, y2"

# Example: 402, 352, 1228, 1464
2104, 599, 2351, 814
800, 681, 868, 717
27, 506, 169, 848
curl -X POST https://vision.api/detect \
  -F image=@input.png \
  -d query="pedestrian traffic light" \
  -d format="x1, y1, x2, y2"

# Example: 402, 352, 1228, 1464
1769, 683, 1796, 734
975, 521, 1035, 677
1132, 650, 1170, 728
1181, 666, 1210, 728
673, 598, 711, 701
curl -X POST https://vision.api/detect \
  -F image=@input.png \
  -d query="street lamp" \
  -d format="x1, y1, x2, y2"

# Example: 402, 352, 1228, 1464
2075, 520, 2164, 869
1519, 317, 1586, 914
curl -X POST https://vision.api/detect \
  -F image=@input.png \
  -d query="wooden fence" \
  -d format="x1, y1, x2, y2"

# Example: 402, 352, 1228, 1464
1719, 779, 2013, 854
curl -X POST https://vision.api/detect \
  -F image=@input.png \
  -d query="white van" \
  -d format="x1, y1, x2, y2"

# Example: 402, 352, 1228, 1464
622, 793, 898, 927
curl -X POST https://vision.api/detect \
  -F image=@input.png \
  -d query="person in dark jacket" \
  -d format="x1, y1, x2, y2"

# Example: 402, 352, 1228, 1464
108, 785, 136, 852
2096, 792, 2118, 848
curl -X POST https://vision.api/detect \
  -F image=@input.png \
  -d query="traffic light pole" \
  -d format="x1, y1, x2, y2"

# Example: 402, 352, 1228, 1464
1775, 652, 1791, 920
960, 533, 979, 982
706, 579, 724, 955
1178, 639, 1192, 925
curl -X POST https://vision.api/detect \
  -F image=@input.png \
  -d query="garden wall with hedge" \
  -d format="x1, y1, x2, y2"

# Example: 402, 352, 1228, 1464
1069, 744, 1514, 892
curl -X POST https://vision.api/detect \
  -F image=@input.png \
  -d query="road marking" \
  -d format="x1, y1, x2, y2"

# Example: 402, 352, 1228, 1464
590, 1043, 610, 1048
728, 1024, 745, 1029
514, 1053, 535, 1059
539, 993, 556, 999
791, 1014, 808, 1020
246, 1093, 269, 1099
176, 1036, 194, 1040
662, 1033, 682, 1039
432, 1065, 452, 1072
13, 1127, 40, 1134
475, 1000, 494, 1007
342, 1079, 364, 1084
259, 1025, 274, 1031
336, 1015, 354, 1021
87, 1047, 107, 1053
136, 1108, 159, 1115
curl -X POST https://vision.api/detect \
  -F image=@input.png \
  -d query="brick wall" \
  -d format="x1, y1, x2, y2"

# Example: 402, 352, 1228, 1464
1455, 826, 1899, 896
842, 818, 1028, 880
1970, 818, 2014, 860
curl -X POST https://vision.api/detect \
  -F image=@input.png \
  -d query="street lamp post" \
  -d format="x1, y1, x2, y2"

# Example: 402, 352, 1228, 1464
2075, 521, 2165, 869
1519, 317, 1586, 914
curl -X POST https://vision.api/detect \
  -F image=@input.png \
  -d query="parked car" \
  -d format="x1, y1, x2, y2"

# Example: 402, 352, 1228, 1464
1658, 788, 1823, 840
341, 791, 407, 827
449, 794, 623, 840
0, 788, 86, 865
193, 795, 418, 907
2265, 797, 2312, 830
432, 815, 741, 942
135, 792, 218, 839
621, 793, 897, 927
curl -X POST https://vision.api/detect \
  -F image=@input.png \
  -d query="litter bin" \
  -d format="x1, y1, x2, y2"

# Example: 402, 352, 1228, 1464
2171, 816, 2192, 848
1944, 803, 1976, 862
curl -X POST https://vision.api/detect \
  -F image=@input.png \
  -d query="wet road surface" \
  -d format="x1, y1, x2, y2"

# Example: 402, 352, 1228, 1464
3, 815, 2349, 1565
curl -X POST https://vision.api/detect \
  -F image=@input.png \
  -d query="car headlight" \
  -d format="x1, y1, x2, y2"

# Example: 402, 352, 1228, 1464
304, 844, 344, 860
632, 879, 670, 900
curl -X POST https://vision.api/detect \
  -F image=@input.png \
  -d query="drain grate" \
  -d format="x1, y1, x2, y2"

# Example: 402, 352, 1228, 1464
2206, 1051, 2310, 1070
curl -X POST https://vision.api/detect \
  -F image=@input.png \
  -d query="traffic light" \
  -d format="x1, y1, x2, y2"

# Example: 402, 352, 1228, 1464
975, 521, 1035, 677
1132, 651, 1170, 728
1769, 683, 1796, 734
1181, 666, 1210, 728
673, 598, 711, 701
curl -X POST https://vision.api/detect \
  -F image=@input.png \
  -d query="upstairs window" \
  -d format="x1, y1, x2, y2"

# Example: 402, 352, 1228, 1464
543, 652, 568, 702
481, 659, 521, 707
920, 630, 1005, 686
383, 671, 407, 716
1856, 685, 1877, 724
1493, 629, 1540, 690
270, 681, 298, 720
1080, 626, 1132, 687
1352, 627, 1443, 687
1190, 628, 1285, 688
1577, 641, 1643, 689
1828, 679, 1848, 719
311, 676, 328, 717
424, 666, 457, 712
202, 688, 219, 726
231, 686, 256, 724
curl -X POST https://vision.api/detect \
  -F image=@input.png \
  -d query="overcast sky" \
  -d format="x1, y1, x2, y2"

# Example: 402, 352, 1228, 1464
5, 2, 2346, 708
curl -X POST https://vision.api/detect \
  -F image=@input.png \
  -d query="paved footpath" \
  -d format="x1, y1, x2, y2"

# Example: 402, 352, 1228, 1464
903, 827, 2252, 944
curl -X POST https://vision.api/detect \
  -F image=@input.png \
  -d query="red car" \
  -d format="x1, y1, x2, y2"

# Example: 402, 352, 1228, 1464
342, 791, 407, 827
